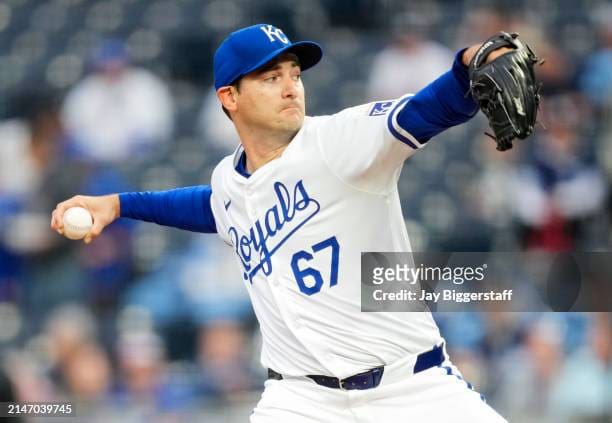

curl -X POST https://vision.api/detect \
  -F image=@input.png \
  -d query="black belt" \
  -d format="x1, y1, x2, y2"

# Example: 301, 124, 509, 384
267, 343, 445, 391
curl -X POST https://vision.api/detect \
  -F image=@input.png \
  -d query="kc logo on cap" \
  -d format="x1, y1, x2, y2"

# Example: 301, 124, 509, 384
213, 23, 323, 90
260, 25, 289, 44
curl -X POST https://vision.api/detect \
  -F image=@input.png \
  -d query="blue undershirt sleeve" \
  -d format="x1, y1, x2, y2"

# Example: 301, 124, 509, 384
395, 48, 479, 144
118, 185, 217, 233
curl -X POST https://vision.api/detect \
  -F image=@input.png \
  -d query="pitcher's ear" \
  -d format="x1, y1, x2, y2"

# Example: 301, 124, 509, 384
217, 86, 238, 112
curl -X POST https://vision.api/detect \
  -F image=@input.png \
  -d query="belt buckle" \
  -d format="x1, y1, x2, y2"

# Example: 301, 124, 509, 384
339, 378, 349, 391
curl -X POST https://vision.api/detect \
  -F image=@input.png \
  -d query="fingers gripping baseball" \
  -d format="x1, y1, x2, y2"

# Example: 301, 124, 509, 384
50, 194, 120, 244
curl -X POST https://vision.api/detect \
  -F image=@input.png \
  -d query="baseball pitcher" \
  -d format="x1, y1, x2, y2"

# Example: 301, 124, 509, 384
51, 24, 540, 422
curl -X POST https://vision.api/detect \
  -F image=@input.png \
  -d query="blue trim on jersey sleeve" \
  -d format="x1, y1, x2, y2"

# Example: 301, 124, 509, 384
393, 48, 479, 144
386, 96, 419, 149
119, 185, 217, 233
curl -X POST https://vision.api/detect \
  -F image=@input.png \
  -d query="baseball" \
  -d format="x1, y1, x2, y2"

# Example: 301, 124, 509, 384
62, 207, 93, 240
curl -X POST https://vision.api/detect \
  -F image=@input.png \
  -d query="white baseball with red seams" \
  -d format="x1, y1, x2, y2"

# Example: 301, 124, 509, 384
62, 207, 93, 240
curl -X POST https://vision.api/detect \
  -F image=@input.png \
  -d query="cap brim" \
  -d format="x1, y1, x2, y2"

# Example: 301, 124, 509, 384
231, 41, 323, 85
283, 41, 323, 71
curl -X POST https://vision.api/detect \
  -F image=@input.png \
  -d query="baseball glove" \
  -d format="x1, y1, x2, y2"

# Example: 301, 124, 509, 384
468, 32, 542, 151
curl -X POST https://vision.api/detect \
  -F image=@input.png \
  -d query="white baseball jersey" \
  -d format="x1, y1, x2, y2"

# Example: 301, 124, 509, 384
209, 96, 444, 379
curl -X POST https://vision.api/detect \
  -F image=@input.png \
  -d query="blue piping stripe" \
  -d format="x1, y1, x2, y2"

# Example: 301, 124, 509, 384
390, 98, 423, 147
443, 366, 486, 403
386, 96, 420, 149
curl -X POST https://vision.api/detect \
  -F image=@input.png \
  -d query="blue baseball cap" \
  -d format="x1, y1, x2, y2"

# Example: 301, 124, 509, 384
92, 39, 128, 68
214, 24, 323, 90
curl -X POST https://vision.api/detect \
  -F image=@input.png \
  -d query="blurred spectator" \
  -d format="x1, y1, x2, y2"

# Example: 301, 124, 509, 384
0, 87, 136, 315
550, 313, 612, 422
510, 95, 606, 251
125, 236, 251, 329
2, 349, 55, 403
115, 331, 167, 402
504, 19, 573, 96
45, 304, 96, 356
62, 40, 174, 164
456, 7, 509, 47
494, 316, 565, 422
581, 4, 612, 201
579, 5, 612, 110
531, 44, 572, 96
196, 320, 258, 400
197, 87, 240, 157
473, 132, 522, 234
43, 304, 111, 400
367, 16, 453, 100
0, 92, 64, 250
0, 90, 85, 308
62, 341, 112, 402
112, 329, 200, 415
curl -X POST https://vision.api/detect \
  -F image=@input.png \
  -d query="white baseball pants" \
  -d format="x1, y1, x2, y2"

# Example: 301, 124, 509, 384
250, 359, 507, 422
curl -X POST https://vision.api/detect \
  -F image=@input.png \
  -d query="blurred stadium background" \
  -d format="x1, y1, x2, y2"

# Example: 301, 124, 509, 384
0, 0, 611, 421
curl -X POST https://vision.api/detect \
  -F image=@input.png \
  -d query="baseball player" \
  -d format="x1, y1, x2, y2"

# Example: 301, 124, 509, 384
51, 24, 539, 422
